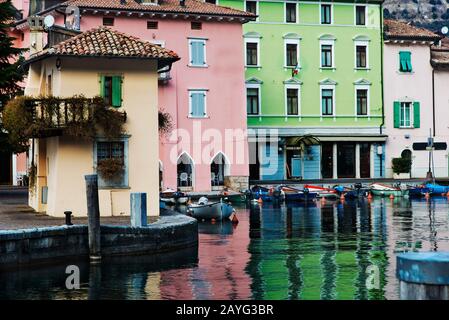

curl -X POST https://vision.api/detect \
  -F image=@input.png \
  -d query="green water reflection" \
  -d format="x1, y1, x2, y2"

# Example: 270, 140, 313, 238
1, 197, 449, 300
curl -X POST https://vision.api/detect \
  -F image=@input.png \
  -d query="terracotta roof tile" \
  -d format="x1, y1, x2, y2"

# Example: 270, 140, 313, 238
431, 38, 449, 68
384, 19, 441, 41
62, 0, 255, 19
28, 26, 179, 63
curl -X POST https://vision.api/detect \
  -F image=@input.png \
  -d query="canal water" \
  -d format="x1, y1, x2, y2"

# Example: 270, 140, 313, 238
1, 197, 449, 300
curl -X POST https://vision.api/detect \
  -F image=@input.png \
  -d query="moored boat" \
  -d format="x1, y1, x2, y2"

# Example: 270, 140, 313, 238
280, 185, 317, 202
425, 183, 449, 195
370, 183, 409, 197
187, 197, 235, 220
303, 184, 339, 199
160, 189, 189, 205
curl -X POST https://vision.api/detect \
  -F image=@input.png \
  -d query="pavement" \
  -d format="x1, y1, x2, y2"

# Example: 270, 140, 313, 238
0, 186, 156, 230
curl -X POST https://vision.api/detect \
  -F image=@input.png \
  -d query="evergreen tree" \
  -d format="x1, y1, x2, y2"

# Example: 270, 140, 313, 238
0, 0, 26, 153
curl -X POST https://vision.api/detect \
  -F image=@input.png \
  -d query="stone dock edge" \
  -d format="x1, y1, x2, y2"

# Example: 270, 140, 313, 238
0, 209, 198, 269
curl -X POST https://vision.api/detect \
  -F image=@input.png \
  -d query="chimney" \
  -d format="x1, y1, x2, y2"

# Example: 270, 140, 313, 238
28, 16, 45, 55
180, 0, 185, 7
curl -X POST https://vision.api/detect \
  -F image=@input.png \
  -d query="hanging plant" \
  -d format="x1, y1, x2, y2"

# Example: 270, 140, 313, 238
158, 108, 173, 136
2, 95, 126, 147
96, 158, 125, 181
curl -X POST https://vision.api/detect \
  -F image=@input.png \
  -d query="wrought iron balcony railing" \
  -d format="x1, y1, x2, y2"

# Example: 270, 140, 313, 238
25, 97, 126, 138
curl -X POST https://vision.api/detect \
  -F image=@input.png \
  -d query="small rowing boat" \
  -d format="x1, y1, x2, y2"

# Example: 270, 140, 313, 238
187, 197, 235, 220
370, 183, 409, 197
160, 188, 189, 205
279, 185, 317, 202
303, 185, 339, 199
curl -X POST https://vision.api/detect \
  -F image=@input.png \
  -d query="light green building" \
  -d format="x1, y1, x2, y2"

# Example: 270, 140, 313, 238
220, 0, 386, 181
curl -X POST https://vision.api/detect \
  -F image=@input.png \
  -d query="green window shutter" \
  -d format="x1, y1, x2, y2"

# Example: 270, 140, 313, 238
399, 51, 412, 72
393, 101, 400, 128
112, 76, 122, 108
100, 75, 105, 97
413, 102, 420, 128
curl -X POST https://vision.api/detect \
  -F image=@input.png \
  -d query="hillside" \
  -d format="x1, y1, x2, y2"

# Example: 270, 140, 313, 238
383, 0, 449, 32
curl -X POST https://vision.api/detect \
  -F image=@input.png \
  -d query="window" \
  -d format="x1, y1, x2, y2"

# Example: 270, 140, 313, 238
394, 101, 420, 128
400, 102, 412, 128
100, 75, 122, 108
205, 0, 216, 3
321, 4, 332, 24
147, 21, 158, 29
47, 74, 52, 96
355, 6, 366, 25
321, 44, 333, 67
95, 140, 128, 188
286, 43, 298, 67
103, 17, 114, 26
321, 89, 333, 116
191, 22, 202, 30
245, 1, 257, 15
247, 87, 259, 115
356, 45, 367, 68
286, 88, 299, 115
189, 90, 207, 118
189, 39, 207, 67
285, 3, 297, 23
356, 89, 368, 115
246, 42, 258, 66
399, 51, 412, 72
177, 153, 194, 188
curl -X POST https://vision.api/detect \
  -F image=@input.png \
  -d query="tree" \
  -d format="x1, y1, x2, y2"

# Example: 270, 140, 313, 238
0, 0, 27, 153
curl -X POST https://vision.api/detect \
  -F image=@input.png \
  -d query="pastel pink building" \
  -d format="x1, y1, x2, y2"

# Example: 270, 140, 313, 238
383, 20, 449, 178
9, 0, 253, 191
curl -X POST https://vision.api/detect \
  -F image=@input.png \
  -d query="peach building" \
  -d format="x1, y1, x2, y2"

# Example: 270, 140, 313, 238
10, 0, 254, 192
23, 24, 179, 216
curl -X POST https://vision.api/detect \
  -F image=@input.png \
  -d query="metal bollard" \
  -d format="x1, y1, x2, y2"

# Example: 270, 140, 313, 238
64, 211, 73, 225
397, 252, 449, 300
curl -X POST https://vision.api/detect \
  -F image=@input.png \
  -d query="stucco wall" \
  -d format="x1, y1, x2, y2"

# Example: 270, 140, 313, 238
26, 57, 161, 217
46, 13, 249, 192
384, 43, 448, 178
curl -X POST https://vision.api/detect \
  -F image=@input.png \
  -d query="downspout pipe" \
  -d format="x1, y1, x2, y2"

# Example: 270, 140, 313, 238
432, 68, 436, 137
379, 5, 385, 136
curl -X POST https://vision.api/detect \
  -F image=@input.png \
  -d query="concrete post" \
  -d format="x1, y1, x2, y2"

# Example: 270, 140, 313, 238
131, 192, 147, 227
397, 252, 449, 300
85, 174, 101, 261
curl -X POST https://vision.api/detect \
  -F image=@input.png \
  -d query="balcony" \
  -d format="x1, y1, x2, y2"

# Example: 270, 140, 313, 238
3, 96, 126, 139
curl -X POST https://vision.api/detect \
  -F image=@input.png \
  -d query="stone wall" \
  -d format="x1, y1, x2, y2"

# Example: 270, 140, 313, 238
0, 212, 198, 269
224, 176, 249, 192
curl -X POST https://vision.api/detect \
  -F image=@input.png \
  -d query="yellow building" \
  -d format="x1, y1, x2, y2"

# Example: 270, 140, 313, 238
23, 25, 179, 217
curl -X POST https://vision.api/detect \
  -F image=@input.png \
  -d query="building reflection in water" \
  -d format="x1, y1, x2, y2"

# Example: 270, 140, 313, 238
3, 197, 449, 300
245, 198, 392, 300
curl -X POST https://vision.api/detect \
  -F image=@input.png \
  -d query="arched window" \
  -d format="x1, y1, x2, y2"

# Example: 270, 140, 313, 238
401, 149, 412, 160
159, 160, 163, 191
210, 152, 230, 187
177, 153, 194, 187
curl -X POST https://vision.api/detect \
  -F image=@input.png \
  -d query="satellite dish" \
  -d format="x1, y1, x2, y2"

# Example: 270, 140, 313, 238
441, 26, 449, 35
43, 15, 55, 29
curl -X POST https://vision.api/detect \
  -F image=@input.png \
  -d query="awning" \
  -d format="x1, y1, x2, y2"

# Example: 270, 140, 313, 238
285, 135, 320, 146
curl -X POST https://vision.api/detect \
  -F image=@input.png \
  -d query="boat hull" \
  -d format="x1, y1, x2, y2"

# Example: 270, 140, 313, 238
187, 202, 235, 220
371, 189, 409, 197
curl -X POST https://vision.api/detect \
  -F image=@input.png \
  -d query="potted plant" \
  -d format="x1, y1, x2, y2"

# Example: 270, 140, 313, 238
96, 158, 124, 183
392, 157, 412, 179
